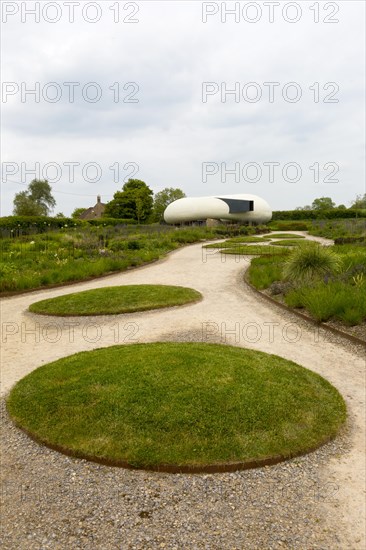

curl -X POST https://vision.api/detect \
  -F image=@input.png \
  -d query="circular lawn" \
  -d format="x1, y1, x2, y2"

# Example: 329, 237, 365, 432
29, 285, 202, 316
7, 343, 346, 472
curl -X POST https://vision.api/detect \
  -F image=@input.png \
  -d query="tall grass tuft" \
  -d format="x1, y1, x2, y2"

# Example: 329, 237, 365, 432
283, 244, 341, 284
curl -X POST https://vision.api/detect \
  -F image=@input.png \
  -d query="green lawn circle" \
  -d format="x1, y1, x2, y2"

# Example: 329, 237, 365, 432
271, 239, 309, 247
263, 234, 306, 240
29, 285, 202, 316
7, 343, 346, 472
220, 245, 288, 256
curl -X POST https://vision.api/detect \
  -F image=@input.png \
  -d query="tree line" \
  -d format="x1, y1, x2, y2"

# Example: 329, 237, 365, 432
12, 180, 366, 222
296, 196, 366, 211
12, 179, 185, 223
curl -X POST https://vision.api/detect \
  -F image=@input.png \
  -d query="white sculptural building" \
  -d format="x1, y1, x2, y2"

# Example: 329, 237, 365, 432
164, 194, 272, 225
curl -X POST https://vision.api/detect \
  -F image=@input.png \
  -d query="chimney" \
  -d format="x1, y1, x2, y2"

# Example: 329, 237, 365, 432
97, 195, 101, 204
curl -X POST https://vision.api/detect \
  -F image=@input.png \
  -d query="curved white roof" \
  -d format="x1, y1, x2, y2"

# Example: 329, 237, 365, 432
164, 194, 272, 224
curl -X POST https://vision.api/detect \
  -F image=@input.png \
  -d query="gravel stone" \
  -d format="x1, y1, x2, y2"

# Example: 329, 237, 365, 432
0, 398, 352, 549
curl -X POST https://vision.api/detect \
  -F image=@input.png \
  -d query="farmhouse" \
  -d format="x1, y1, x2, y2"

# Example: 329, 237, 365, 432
79, 195, 106, 220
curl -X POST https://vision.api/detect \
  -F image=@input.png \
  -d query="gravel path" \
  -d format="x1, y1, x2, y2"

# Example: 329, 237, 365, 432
1, 234, 365, 549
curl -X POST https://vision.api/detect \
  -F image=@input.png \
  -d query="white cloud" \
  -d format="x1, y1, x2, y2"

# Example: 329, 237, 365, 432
1, 0, 365, 215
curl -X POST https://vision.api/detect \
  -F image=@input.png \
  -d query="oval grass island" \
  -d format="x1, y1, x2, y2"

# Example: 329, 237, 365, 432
28, 285, 202, 316
6, 343, 346, 473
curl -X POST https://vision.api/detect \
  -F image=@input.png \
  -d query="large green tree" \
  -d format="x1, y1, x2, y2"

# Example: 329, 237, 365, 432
13, 192, 44, 216
311, 197, 335, 210
351, 193, 366, 209
152, 187, 186, 222
295, 204, 311, 211
13, 179, 56, 216
71, 207, 87, 219
104, 179, 153, 223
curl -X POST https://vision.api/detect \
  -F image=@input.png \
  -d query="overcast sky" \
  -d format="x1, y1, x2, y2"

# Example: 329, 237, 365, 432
1, 0, 365, 216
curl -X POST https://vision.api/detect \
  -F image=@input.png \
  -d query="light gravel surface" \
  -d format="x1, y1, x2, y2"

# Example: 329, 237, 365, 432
1, 233, 365, 549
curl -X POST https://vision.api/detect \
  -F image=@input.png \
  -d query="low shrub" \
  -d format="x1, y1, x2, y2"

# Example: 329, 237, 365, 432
270, 221, 310, 231
248, 255, 288, 290
0, 216, 83, 234
87, 218, 135, 226
284, 288, 305, 308
336, 247, 366, 283
340, 308, 364, 326
272, 209, 366, 221
3, 224, 262, 294
247, 239, 366, 327
334, 236, 366, 245
284, 282, 366, 324
108, 239, 128, 252
304, 286, 346, 321
127, 240, 142, 250
309, 219, 366, 240
268, 281, 293, 296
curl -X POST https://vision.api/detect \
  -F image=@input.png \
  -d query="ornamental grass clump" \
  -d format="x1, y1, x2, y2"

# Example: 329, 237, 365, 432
283, 244, 341, 284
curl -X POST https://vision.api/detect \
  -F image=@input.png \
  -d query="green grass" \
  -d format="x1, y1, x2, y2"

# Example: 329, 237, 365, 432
284, 282, 366, 325
262, 234, 306, 240
203, 236, 265, 249
7, 343, 346, 469
268, 221, 310, 231
283, 245, 341, 283
220, 245, 288, 256
0, 227, 214, 294
248, 255, 288, 289
29, 285, 201, 316
247, 241, 366, 328
0, 225, 268, 295
335, 245, 366, 276
271, 239, 312, 247
223, 236, 265, 243
202, 241, 235, 249
309, 219, 366, 240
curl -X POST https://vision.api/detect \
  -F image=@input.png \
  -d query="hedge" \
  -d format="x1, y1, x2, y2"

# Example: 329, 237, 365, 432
86, 218, 136, 226
334, 236, 366, 245
272, 209, 366, 221
0, 216, 82, 232
269, 221, 310, 231
0, 216, 139, 232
